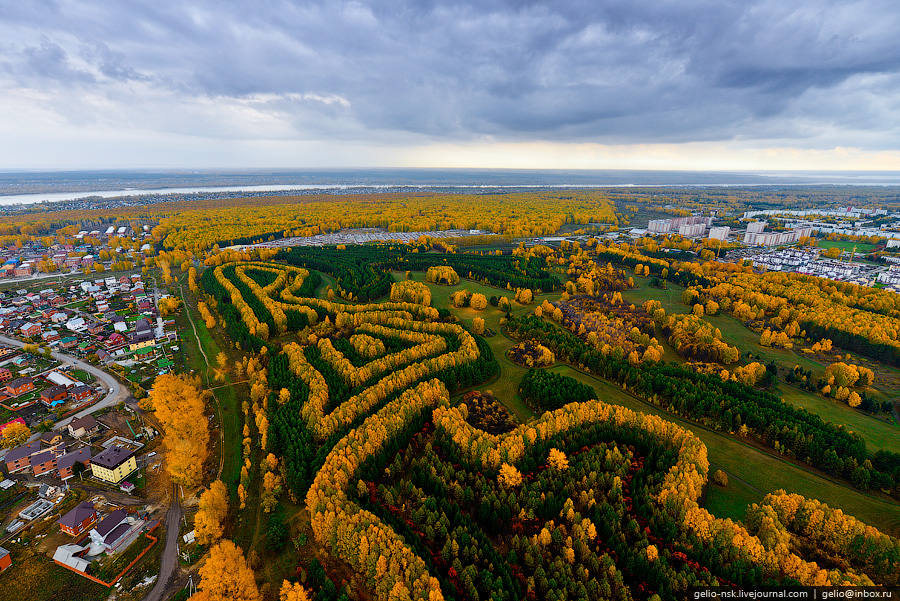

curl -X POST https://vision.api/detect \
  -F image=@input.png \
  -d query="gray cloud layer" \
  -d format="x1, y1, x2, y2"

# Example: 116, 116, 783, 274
2, 0, 899, 149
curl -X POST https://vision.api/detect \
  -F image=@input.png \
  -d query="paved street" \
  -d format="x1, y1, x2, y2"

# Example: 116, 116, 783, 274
0, 333, 130, 432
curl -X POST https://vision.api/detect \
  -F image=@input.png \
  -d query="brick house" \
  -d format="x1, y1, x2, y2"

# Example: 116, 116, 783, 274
70, 385, 93, 402
19, 322, 40, 337
6, 377, 34, 396
31, 450, 58, 476
57, 500, 96, 535
105, 332, 128, 350
40, 386, 68, 407
4, 440, 41, 473
57, 448, 92, 480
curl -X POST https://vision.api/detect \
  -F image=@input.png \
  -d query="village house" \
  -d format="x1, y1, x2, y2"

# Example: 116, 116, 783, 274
57, 448, 92, 480
105, 332, 129, 351
70, 385, 93, 402
66, 317, 86, 332
112, 317, 127, 333
67, 415, 100, 438
91, 446, 136, 484
19, 322, 40, 337
57, 500, 97, 535
40, 431, 63, 447
129, 331, 155, 352
40, 386, 68, 407
4, 440, 42, 473
6, 377, 34, 396
89, 509, 132, 552
30, 450, 59, 477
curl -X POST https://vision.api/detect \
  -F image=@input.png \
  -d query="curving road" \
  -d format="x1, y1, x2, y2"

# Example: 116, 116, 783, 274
1, 310, 188, 601
0, 333, 130, 430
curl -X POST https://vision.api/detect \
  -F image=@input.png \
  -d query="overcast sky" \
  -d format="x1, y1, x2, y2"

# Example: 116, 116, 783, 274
2, 0, 900, 170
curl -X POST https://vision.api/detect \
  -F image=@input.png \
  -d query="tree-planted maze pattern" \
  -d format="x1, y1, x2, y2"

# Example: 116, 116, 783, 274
200, 257, 897, 601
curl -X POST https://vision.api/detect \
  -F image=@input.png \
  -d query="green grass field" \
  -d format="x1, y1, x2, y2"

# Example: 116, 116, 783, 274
176, 274, 244, 500
817, 239, 877, 254
778, 385, 900, 453
405, 270, 547, 421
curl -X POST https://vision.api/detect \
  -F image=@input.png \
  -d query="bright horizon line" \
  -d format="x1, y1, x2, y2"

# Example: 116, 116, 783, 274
4, 167, 900, 173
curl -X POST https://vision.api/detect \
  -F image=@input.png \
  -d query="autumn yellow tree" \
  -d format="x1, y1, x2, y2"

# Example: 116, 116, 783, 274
0, 422, 30, 449
469, 293, 487, 310
192, 539, 260, 601
158, 296, 182, 316
198, 302, 217, 329
140, 373, 209, 487
498, 463, 522, 488
548, 448, 569, 471
472, 317, 485, 335
280, 581, 312, 601
194, 480, 229, 545
515, 288, 534, 304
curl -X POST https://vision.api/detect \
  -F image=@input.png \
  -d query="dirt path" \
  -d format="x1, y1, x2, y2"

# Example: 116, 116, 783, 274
179, 280, 226, 479
141, 484, 184, 601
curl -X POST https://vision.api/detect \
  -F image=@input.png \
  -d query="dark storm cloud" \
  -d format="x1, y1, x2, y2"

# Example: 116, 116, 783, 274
2, 0, 899, 147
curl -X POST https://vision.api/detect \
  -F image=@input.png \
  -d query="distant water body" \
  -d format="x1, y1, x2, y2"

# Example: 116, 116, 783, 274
2, 168, 900, 206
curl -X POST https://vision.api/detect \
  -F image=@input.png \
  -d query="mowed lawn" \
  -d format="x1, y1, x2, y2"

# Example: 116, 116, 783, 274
817, 239, 877, 254
778, 385, 900, 454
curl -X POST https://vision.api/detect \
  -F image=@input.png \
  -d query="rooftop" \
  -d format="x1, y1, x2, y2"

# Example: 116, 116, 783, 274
57, 447, 92, 470
58, 500, 95, 529
70, 415, 98, 430
5, 440, 41, 463
94, 509, 127, 537
92, 445, 135, 470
